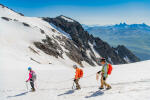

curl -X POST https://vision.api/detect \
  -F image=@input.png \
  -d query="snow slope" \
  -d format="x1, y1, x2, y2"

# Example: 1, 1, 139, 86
1, 57, 150, 100
0, 4, 101, 66
0, 4, 150, 100
0, 4, 79, 66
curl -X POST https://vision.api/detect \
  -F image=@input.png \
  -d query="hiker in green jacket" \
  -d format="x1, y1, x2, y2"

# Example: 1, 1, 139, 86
96, 58, 112, 90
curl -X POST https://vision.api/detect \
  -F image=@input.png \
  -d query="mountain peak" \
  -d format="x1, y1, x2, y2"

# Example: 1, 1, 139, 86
0, 3, 24, 17
57, 15, 74, 23
120, 22, 127, 25
115, 22, 128, 27
0, 4, 5, 8
43, 16, 140, 64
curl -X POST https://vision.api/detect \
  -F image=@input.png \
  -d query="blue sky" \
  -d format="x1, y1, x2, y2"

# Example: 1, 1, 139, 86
1, 0, 150, 25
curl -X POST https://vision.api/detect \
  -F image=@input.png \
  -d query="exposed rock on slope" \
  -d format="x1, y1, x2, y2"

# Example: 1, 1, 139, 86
85, 23, 147, 60
115, 45, 140, 63
0, 3, 140, 66
42, 15, 140, 65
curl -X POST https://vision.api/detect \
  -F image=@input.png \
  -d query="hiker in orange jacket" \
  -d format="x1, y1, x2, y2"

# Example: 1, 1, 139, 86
73, 65, 83, 90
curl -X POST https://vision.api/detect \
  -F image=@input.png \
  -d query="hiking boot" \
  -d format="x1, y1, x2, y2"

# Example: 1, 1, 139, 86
76, 87, 81, 90
31, 88, 35, 92
76, 88, 81, 90
106, 86, 112, 90
99, 87, 104, 90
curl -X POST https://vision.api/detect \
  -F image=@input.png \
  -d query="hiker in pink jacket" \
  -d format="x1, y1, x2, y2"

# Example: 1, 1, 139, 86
26, 67, 36, 92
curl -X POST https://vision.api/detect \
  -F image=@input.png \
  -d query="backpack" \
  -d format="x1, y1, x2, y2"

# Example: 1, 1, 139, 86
107, 64, 113, 75
79, 69, 83, 78
31, 71, 37, 81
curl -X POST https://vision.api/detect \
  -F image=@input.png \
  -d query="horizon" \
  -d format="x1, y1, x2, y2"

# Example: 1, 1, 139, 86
1, 0, 150, 25
82, 22, 149, 26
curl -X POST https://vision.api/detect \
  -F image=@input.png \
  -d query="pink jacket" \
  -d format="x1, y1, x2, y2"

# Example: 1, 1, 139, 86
27, 71, 34, 81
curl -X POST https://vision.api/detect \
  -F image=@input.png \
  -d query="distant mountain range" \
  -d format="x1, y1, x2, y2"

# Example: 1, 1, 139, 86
84, 23, 150, 60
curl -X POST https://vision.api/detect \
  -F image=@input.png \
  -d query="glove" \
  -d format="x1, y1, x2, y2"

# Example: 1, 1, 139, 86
74, 79, 76, 82
97, 71, 101, 74
103, 77, 106, 80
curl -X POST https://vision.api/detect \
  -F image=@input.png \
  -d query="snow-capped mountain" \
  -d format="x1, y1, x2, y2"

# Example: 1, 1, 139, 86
0, 4, 139, 68
42, 16, 140, 64
85, 22, 150, 60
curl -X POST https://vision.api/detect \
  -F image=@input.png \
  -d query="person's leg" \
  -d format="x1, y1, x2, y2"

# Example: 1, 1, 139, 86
30, 80, 35, 91
100, 76, 104, 88
103, 77, 111, 89
75, 79, 80, 89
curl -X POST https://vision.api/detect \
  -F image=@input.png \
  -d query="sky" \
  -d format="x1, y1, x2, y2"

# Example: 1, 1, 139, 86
1, 0, 150, 25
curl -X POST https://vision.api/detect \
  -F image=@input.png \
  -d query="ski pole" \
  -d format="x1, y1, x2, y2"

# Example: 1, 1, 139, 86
25, 82, 29, 92
34, 80, 38, 89
72, 82, 75, 90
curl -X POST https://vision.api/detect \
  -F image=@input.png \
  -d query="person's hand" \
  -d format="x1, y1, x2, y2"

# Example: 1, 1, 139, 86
26, 80, 28, 82
74, 79, 76, 82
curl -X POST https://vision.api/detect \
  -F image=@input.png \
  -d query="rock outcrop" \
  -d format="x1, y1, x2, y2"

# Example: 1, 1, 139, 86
41, 15, 140, 65
115, 45, 140, 63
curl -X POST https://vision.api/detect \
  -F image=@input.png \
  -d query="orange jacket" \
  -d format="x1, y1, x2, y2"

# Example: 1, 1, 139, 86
75, 68, 81, 79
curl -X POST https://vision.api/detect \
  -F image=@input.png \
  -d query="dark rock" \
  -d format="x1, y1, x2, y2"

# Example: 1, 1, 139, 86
34, 35, 63, 58
1, 17, 12, 21
42, 15, 139, 65
51, 28, 57, 33
30, 58, 41, 64
22, 22, 30, 27
13, 19, 18, 21
93, 37, 126, 64
18, 13, 24, 16
56, 35, 95, 66
115, 45, 140, 62
40, 29, 45, 34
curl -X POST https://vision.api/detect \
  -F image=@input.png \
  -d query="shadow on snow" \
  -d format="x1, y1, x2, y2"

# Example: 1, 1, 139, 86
85, 90, 104, 98
58, 90, 75, 96
7, 91, 28, 98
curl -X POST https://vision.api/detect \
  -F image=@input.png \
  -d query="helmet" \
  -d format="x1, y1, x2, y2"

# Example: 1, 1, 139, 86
28, 67, 32, 70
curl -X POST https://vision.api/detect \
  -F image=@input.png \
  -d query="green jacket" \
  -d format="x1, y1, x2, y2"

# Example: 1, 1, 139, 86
101, 63, 109, 77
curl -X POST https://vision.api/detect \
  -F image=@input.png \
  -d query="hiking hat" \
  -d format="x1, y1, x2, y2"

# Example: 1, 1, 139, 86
100, 58, 106, 62
73, 65, 77, 68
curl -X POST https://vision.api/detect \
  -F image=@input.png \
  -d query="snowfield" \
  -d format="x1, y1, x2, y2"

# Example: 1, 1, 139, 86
1, 57, 150, 100
0, 4, 150, 100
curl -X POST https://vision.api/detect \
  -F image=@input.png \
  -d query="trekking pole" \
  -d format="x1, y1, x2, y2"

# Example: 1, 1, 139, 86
72, 82, 75, 90
25, 82, 29, 92
34, 80, 38, 89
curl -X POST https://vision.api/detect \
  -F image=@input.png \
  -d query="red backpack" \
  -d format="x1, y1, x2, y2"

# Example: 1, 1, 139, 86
79, 69, 83, 78
107, 64, 113, 75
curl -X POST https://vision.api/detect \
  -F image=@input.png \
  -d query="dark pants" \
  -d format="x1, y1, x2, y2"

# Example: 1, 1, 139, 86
74, 78, 80, 89
30, 79, 35, 90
